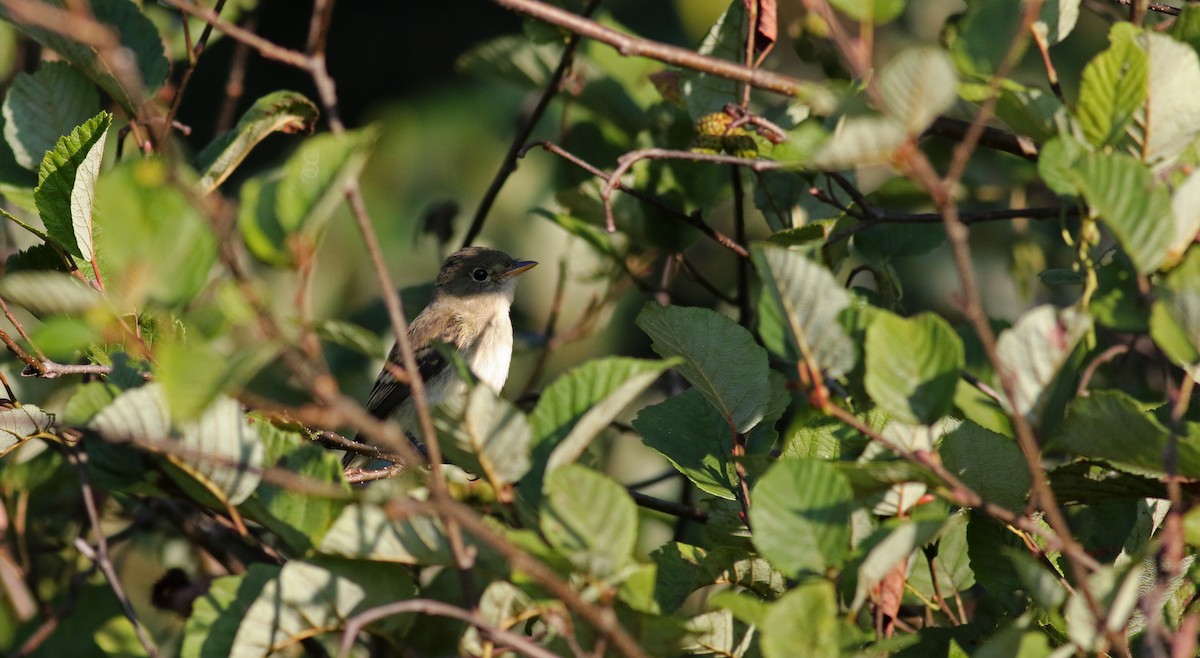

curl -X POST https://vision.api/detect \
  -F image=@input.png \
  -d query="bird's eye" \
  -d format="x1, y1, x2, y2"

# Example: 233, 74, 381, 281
472, 268, 489, 282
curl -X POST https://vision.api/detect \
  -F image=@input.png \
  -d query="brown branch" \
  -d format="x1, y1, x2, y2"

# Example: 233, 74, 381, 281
490, 0, 829, 103
1113, 0, 1180, 16
924, 117, 1040, 161
338, 598, 560, 658
159, 0, 310, 68
159, 0, 228, 146
528, 140, 751, 259
67, 444, 159, 658
462, 0, 603, 249
627, 490, 708, 522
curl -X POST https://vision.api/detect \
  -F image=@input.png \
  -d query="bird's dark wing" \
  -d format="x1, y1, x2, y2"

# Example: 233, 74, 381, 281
363, 341, 448, 420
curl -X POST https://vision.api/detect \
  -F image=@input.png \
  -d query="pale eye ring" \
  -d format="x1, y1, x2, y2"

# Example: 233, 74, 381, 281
472, 268, 489, 282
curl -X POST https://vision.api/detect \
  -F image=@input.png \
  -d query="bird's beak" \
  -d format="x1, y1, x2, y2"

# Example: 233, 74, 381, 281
503, 260, 538, 278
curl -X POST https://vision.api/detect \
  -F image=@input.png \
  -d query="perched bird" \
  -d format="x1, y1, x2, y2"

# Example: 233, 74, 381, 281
344, 246, 537, 466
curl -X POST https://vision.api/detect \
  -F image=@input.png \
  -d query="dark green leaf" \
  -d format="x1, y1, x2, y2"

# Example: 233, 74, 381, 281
750, 458, 853, 576
196, 91, 319, 194
34, 111, 110, 260
1052, 390, 1200, 479
939, 420, 1029, 510
2, 62, 100, 170
540, 464, 637, 577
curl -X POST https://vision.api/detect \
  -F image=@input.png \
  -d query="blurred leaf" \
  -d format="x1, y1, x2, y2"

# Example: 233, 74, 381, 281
88, 381, 169, 440
637, 304, 771, 433
750, 458, 852, 576
849, 517, 945, 612
1091, 252, 1147, 332
196, 91, 319, 194
752, 244, 855, 376
1072, 153, 1172, 274
276, 126, 378, 237
181, 566, 277, 658
939, 420, 1029, 510
1036, 135, 1087, 198
540, 464, 637, 577
533, 209, 618, 258
34, 111, 110, 261
434, 384, 532, 489
30, 315, 98, 360
993, 85, 1066, 143
173, 396, 263, 506
1077, 25, 1146, 148
93, 159, 217, 307
0, 0, 168, 116
0, 403, 53, 458
1034, 0, 1080, 45
1052, 390, 1200, 479
241, 421, 348, 553
1151, 289, 1200, 367
878, 47, 958, 134
237, 174, 290, 266
225, 559, 415, 657
865, 312, 963, 425
1064, 561, 1145, 651
456, 34, 561, 88
1169, 169, 1200, 266
4, 242, 70, 273
829, 0, 904, 23
760, 580, 849, 658
811, 115, 906, 170
995, 305, 1091, 421
0, 270, 101, 316
1038, 269, 1085, 288
532, 356, 673, 471
1124, 29, 1200, 170
682, 1, 743, 119
315, 319, 388, 359
158, 339, 228, 422
946, 0, 1027, 79
63, 380, 120, 425
2, 62, 100, 170
319, 504, 455, 566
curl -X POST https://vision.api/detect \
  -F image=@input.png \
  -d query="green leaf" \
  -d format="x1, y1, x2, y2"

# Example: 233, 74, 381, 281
849, 517, 946, 612
1077, 25, 1147, 148
635, 388, 739, 500
34, 111, 110, 260
1034, 0, 1080, 45
240, 421, 348, 553
1075, 153, 1172, 273
275, 126, 378, 236
181, 566, 277, 658
1151, 289, 1200, 367
237, 174, 290, 266
0, 0, 168, 116
226, 559, 415, 658
318, 504, 455, 566
939, 420, 1030, 510
87, 381, 170, 440
1052, 390, 1200, 479
878, 47, 959, 134
2, 62, 100, 170
1036, 135, 1087, 198
0, 403, 53, 458
93, 159, 218, 307
1125, 30, 1200, 170
0, 270, 101, 316
315, 318, 388, 358
750, 458, 853, 576
158, 339, 228, 423
434, 384, 532, 488
865, 311, 963, 425
995, 304, 1091, 420
1170, 170, 1200, 266
905, 511, 976, 603
540, 464, 637, 577
753, 244, 856, 377
175, 396, 264, 506
1064, 561, 1146, 651
530, 357, 673, 472
195, 91, 319, 194
456, 34, 561, 89
811, 115, 906, 170
30, 315, 98, 360
681, 1, 744, 119
760, 580, 849, 658
829, 0, 905, 24
636, 304, 771, 433
946, 0, 1028, 79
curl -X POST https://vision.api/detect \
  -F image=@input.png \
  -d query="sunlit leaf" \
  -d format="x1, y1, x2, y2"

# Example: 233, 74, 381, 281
0, 270, 100, 316
34, 111, 110, 261
318, 504, 455, 566
196, 91, 319, 194
1077, 26, 1146, 148
864, 311, 963, 425
1071, 153, 1172, 274
540, 464, 637, 577
636, 304, 771, 433
995, 304, 1091, 420
1034, 0, 1080, 45
1052, 391, 1200, 479
434, 384, 532, 488
750, 458, 853, 576
176, 396, 264, 506
878, 47, 958, 134
1125, 29, 1200, 170
810, 115, 906, 170
0, 404, 54, 458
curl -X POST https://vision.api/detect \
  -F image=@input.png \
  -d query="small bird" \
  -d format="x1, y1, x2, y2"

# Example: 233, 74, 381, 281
344, 246, 537, 466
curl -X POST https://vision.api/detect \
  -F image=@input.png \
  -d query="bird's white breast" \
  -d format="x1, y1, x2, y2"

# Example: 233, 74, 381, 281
465, 292, 515, 393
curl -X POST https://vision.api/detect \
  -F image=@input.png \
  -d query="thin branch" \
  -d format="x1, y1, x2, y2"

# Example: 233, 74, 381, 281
627, 490, 708, 522
490, 0, 827, 102
527, 140, 751, 258
338, 598, 559, 658
1113, 0, 1180, 16
159, 0, 228, 146
462, 0, 603, 248
67, 445, 159, 658
924, 117, 1040, 161
730, 166, 752, 326
159, 0, 310, 68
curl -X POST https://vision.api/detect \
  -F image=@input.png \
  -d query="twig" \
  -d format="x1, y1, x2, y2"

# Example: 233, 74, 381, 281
159, 0, 228, 146
1076, 344, 1132, 397
527, 140, 751, 258
159, 0, 309, 68
627, 490, 708, 522
521, 259, 569, 394
213, 8, 257, 134
1113, 0, 1179, 16
600, 147, 778, 235
66, 444, 159, 658
924, 117, 1040, 161
338, 598, 559, 658
730, 166, 752, 326
490, 0, 826, 102
624, 470, 679, 490
462, 0, 603, 248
